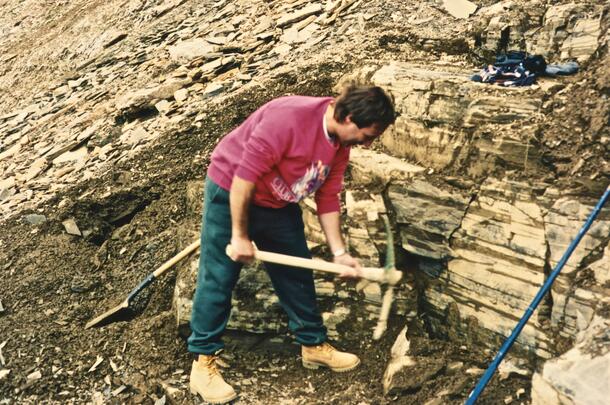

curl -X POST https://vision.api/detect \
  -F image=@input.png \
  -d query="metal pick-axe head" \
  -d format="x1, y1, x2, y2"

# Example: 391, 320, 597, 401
372, 215, 400, 340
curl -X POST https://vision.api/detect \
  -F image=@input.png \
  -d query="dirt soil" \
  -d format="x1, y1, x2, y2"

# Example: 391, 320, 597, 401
1, 0, 609, 403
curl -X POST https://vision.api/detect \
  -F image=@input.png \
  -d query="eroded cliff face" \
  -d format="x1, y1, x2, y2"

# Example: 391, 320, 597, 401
341, 9, 609, 401
1, 0, 608, 404
353, 58, 610, 360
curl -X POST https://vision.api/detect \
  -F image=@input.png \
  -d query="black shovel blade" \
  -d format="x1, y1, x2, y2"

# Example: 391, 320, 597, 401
85, 299, 135, 329
85, 273, 156, 329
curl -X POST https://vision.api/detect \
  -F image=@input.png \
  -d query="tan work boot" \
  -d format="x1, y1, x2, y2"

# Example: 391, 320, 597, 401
302, 342, 360, 372
189, 354, 237, 404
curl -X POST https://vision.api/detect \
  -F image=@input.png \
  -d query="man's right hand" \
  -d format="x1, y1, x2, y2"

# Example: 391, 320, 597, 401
229, 176, 256, 264
228, 236, 255, 264
334, 253, 362, 279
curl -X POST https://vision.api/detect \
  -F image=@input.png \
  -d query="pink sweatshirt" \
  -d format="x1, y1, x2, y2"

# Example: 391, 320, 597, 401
207, 96, 350, 214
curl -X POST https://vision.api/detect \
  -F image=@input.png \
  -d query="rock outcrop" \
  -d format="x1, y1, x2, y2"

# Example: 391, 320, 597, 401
531, 315, 610, 405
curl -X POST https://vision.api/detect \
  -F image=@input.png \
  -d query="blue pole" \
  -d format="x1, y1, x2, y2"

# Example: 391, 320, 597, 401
465, 186, 610, 405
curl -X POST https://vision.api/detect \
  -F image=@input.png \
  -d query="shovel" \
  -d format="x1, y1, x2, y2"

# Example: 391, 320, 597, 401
85, 239, 201, 329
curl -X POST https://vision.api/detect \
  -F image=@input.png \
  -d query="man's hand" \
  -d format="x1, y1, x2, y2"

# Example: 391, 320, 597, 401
334, 253, 362, 279
229, 236, 255, 264
228, 176, 256, 264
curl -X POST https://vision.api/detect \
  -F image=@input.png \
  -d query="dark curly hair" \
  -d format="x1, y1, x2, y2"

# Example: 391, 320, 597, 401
334, 86, 396, 130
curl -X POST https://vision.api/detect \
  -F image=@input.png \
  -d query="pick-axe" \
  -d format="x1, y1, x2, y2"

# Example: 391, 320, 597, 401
372, 214, 398, 340
226, 245, 401, 285
226, 222, 402, 340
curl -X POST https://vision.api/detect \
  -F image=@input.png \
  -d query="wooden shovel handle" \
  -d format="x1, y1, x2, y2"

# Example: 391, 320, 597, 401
152, 239, 201, 278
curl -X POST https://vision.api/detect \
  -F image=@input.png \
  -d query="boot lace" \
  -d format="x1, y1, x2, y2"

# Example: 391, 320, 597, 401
319, 342, 336, 353
200, 356, 222, 377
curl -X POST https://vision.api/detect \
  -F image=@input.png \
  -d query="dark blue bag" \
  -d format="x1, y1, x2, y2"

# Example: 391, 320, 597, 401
523, 55, 547, 74
494, 51, 527, 68
494, 51, 546, 74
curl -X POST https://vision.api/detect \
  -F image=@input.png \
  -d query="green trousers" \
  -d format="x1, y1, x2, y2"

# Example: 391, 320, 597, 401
187, 177, 327, 354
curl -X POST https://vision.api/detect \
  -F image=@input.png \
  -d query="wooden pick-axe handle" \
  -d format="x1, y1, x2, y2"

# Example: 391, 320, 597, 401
225, 245, 401, 284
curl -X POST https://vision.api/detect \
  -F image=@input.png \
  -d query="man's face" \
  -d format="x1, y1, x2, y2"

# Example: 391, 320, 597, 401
334, 115, 386, 148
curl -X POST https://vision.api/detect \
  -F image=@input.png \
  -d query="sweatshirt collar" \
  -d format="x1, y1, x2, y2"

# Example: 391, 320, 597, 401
323, 102, 338, 147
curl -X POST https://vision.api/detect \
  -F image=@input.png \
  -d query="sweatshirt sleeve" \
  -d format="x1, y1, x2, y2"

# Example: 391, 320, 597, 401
314, 146, 350, 214
234, 107, 289, 182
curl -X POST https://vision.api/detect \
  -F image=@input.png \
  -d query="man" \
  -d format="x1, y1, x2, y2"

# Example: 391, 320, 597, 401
188, 85, 395, 403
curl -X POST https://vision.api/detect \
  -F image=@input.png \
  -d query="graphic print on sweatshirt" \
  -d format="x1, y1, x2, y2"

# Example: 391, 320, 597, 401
269, 160, 330, 203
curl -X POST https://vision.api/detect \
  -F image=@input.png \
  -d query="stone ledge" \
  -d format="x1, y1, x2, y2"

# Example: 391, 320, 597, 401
371, 62, 544, 171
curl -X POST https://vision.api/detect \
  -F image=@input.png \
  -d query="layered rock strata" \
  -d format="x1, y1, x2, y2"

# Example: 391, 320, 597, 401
364, 62, 608, 359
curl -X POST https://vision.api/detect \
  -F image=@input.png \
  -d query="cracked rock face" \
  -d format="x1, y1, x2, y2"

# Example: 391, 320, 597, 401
346, 58, 609, 360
